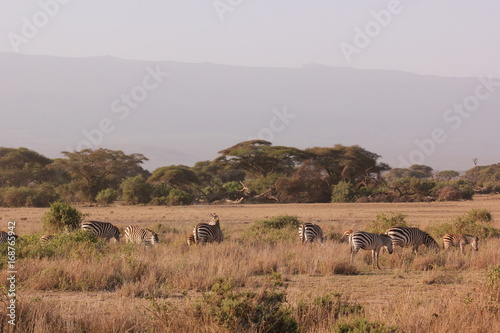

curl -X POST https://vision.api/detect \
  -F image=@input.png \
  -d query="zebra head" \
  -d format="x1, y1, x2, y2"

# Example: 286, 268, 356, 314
210, 213, 220, 225
471, 236, 479, 251
381, 234, 394, 254
150, 231, 159, 245
342, 229, 353, 241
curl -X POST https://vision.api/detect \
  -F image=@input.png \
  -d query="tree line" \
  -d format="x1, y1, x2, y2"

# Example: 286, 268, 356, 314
0, 141, 498, 207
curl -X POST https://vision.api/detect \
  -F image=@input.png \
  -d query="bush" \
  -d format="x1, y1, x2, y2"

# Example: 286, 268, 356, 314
96, 188, 118, 205
222, 181, 243, 192
253, 214, 301, 230
434, 181, 474, 201
0, 184, 58, 207
120, 175, 152, 204
333, 317, 399, 333
6, 231, 104, 260
197, 277, 298, 333
430, 209, 499, 240
331, 181, 358, 203
332, 262, 360, 275
466, 208, 492, 222
486, 265, 500, 301
243, 215, 301, 245
41, 202, 86, 232
167, 189, 194, 206
367, 212, 408, 234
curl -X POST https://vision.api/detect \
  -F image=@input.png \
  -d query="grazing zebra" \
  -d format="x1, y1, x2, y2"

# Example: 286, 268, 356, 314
342, 229, 353, 242
187, 234, 195, 246
81, 221, 120, 242
350, 231, 394, 269
124, 225, 159, 245
442, 234, 479, 254
192, 213, 223, 245
40, 235, 54, 243
0, 231, 18, 243
299, 222, 325, 244
386, 227, 439, 253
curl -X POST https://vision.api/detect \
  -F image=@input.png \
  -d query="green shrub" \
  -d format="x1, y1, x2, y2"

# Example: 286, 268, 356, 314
367, 212, 408, 234
95, 188, 118, 205
120, 175, 152, 204
41, 202, 87, 232
466, 208, 492, 222
197, 277, 298, 333
0, 184, 58, 207
486, 265, 500, 301
252, 214, 301, 230
167, 189, 194, 206
296, 293, 364, 331
2, 231, 104, 261
222, 181, 243, 192
434, 180, 474, 201
333, 317, 399, 333
331, 181, 358, 203
430, 209, 499, 240
242, 215, 301, 244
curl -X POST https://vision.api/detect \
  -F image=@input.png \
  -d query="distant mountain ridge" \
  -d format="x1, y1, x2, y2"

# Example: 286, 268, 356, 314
1, 52, 498, 171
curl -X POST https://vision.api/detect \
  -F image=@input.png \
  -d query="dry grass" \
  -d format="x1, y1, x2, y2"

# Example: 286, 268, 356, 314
1, 195, 499, 332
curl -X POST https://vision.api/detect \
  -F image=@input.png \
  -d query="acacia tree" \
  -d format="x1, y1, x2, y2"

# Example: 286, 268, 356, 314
215, 140, 307, 179
0, 147, 56, 186
305, 145, 390, 187
148, 165, 199, 191
52, 148, 148, 201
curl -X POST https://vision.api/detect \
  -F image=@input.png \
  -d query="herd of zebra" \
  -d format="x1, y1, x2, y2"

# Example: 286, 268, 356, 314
1, 214, 480, 269
37, 222, 159, 246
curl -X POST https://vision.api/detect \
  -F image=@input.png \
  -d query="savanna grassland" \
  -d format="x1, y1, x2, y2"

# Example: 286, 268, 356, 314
1, 196, 500, 332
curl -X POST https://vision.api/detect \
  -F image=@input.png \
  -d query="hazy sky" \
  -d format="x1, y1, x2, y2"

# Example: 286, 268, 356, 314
1, 0, 499, 77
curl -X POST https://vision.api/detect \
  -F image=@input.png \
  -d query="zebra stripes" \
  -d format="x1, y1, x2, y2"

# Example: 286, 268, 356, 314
386, 227, 439, 253
193, 213, 223, 245
0, 231, 17, 243
299, 223, 325, 244
350, 231, 393, 269
124, 225, 159, 245
81, 221, 120, 242
442, 234, 479, 254
40, 235, 54, 243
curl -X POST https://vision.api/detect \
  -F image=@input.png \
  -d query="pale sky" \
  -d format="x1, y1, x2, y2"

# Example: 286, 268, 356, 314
1, 0, 499, 78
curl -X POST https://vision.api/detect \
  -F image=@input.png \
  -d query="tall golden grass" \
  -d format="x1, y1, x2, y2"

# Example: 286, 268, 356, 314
1, 195, 499, 332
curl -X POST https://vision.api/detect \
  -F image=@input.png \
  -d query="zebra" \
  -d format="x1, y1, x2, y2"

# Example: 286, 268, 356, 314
192, 213, 223, 245
40, 234, 54, 243
442, 234, 479, 254
124, 225, 159, 245
81, 221, 120, 242
0, 231, 18, 243
350, 231, 394, 269
342, 229, 353, 242
187, 234, 195, 246
299, 222, 325, 244
386, 227, 439, 253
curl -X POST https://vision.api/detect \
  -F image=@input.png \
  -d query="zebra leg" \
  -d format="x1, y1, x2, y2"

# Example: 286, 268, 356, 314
351, 248, 359, 264
374, 249, 381, 270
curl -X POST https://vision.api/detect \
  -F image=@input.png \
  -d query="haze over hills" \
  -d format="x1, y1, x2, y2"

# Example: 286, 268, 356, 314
1, 52, 499, 172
